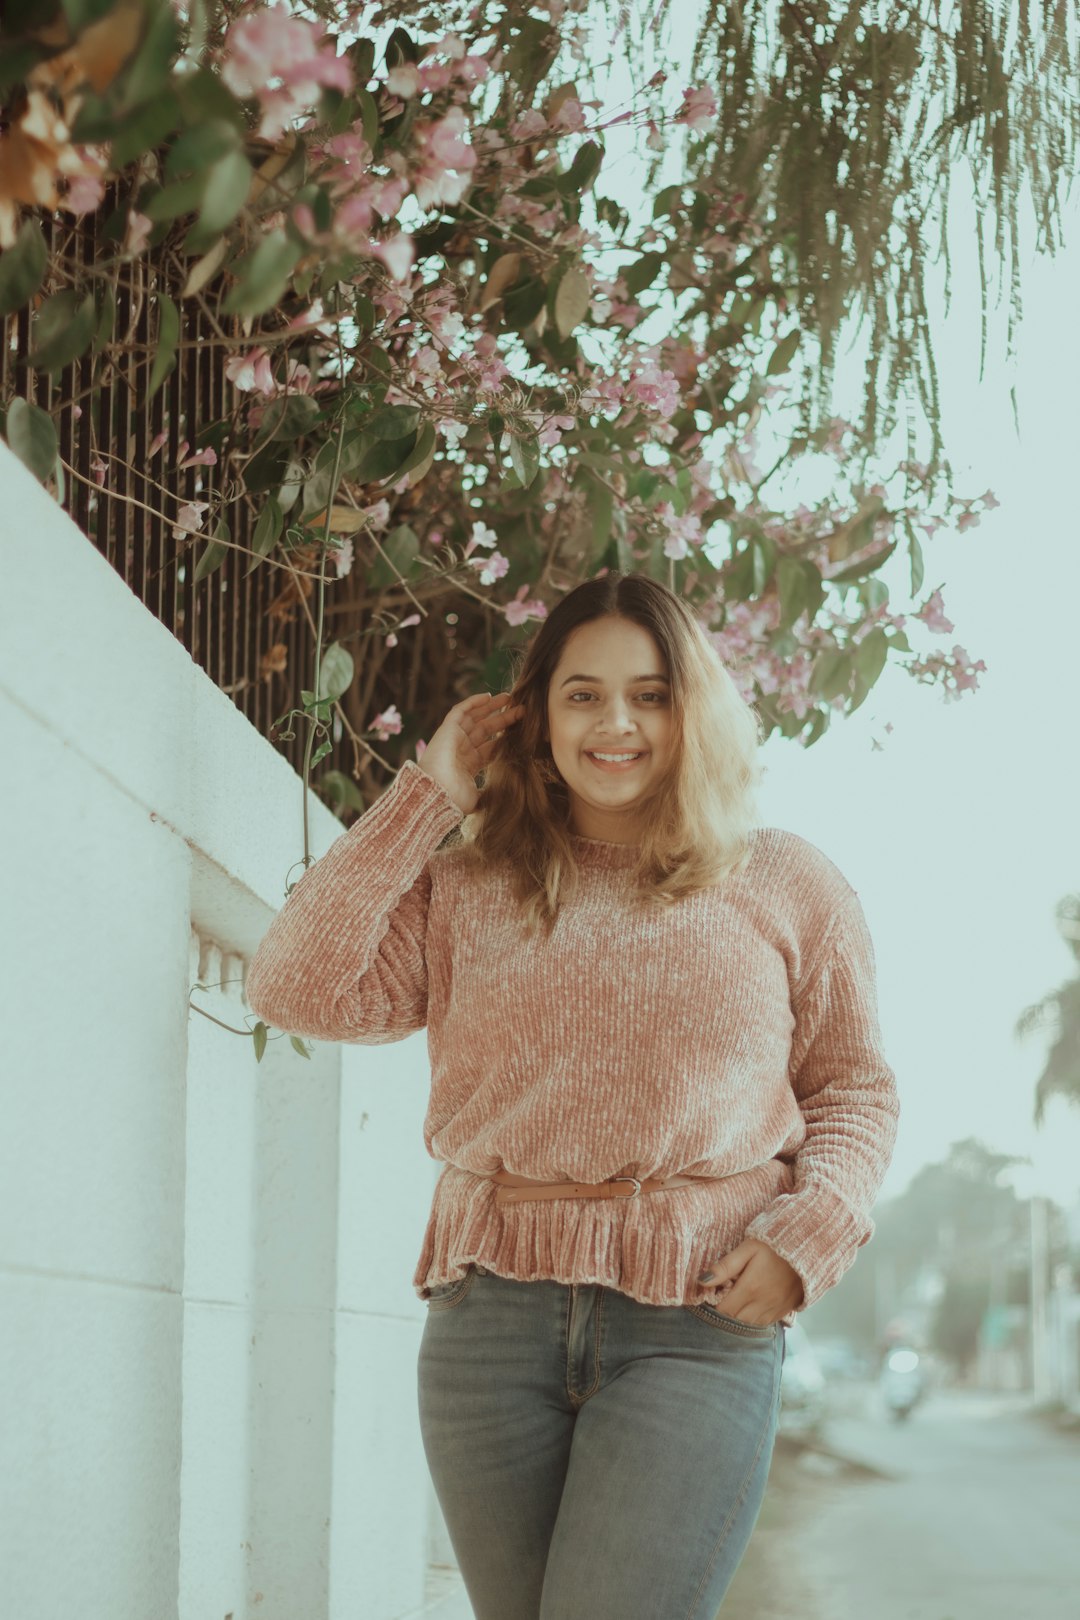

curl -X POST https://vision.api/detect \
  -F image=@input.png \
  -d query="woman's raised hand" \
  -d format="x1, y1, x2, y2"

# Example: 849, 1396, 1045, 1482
417, 691, 525, 816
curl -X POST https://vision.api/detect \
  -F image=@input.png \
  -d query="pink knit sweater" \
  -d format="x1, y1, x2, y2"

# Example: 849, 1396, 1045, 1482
244, 760, 899, 1327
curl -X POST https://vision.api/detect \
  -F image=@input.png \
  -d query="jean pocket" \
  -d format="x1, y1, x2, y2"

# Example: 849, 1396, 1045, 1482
685, 1300, 777, 1338
423, 1265, 478, 1310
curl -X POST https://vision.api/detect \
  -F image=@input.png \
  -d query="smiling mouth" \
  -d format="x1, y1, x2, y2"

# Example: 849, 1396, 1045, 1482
585, 751, 646, 770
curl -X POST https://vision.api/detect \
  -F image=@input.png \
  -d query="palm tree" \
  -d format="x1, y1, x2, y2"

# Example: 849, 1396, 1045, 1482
1016, 895, 1080, 1123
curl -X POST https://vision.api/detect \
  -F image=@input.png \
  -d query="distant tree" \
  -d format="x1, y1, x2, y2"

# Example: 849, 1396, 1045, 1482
1016, 894, 1080, 1121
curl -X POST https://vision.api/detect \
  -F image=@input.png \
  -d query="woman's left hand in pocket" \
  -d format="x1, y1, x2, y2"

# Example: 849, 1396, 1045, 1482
697, 1238, 803, 1325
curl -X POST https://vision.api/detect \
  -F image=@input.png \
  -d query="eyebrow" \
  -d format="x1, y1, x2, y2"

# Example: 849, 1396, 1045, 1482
559, 673, 671, 687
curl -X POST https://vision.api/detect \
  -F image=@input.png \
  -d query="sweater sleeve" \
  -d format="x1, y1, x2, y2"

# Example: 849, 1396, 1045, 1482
244, 760, 464, 1045
742, 889, 900, 1313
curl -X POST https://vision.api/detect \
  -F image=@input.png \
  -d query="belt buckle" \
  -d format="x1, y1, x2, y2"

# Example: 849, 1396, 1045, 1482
611, 1176, 641, 1198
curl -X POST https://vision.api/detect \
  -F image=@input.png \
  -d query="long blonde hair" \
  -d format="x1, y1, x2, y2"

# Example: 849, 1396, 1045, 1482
445, 572, 765, 935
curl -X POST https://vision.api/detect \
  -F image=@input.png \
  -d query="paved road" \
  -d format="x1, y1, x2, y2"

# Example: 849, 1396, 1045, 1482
723, 1384, 1080, 1620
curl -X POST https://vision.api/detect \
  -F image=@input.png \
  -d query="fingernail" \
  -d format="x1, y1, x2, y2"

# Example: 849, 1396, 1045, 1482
697, 1269, 711, 1283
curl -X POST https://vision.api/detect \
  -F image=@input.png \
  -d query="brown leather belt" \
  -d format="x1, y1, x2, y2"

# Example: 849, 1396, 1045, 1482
489, 1168, 705, 1208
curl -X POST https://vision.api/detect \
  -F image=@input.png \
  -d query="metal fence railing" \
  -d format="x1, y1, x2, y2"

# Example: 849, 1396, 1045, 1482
2, 204, 317, 783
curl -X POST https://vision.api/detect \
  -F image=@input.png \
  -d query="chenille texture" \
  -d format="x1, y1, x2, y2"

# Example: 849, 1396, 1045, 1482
244, 759, 900, 1327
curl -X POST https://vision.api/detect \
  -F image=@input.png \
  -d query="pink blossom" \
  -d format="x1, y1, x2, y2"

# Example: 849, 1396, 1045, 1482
626, 359, 680, 419
333, 538, 354, 579
656, 502, 704, 560
955, 509, 981, 532
471, 332, 510, 389
124, 210, 153, 256
90, 454, 108, 487
64, 169, 105, 216
148, 430, 169, 459
177, 446, 218, 471
675, 86, 718, 132
370, 703, 403, 740
414, 108, 477, 209
225, 347, 275, 394
980, 490, 1000, 510
552, 97, 585, 131
457, 55, 490, 87
371, 232, 415, 282
466, 520, 498, 554
384, 612, 421, 649
418, 61, 454, 92
469, 549, 510, 586
504, 584, 548, 626
386, 64, 420, 98
220, 2, 353, 140
415, 738, 428, 760
439, 419, 469, 447
510, 110, 548, 140
538, 414, 575, 449
913, 586, 952, 628
432, 32, 466, 59
173, 501, 209, 539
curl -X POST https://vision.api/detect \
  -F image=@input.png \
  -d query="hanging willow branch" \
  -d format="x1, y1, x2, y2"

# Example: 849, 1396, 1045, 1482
641, 0, 1080, 473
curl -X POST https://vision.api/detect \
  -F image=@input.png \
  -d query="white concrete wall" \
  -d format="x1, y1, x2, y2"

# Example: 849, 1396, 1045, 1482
0, 441, 458, 1619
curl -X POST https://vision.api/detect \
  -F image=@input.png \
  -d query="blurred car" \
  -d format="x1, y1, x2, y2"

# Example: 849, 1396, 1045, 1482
778, 1319, 828, 1440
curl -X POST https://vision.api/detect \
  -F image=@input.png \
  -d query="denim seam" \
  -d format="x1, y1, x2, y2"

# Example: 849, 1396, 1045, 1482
564, 1284, 605, 1407
682, 1327, 783, 1620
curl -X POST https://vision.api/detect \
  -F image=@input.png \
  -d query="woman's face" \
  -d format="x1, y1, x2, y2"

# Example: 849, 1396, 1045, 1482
545, 616, 674, 843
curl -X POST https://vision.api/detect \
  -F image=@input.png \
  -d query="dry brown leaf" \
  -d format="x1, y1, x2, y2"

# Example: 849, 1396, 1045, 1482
305, 505, 369, 534
29, 0, 145, 99
478, 251, 522, 310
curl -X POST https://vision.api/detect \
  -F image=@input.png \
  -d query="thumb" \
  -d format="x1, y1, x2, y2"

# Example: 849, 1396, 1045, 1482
700, 1241, 754, 1285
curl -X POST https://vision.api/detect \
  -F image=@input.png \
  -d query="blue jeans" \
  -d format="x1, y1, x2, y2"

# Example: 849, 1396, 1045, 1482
417, 1264, 787, 1619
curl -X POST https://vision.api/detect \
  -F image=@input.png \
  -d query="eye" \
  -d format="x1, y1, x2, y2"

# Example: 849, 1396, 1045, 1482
567, 691, 666, 703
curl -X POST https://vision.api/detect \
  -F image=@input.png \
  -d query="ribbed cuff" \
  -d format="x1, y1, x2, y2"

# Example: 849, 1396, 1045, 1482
743, 1181, 872, 1314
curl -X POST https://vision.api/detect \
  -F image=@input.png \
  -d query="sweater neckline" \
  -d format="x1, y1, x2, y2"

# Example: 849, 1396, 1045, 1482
568, 832, 642, 868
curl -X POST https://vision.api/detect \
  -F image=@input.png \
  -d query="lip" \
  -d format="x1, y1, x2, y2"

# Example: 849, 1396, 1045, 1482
585, 750, 647, 773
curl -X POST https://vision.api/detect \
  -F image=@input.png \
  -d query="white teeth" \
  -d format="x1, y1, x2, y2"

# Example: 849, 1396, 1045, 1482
589, 752, 641, 762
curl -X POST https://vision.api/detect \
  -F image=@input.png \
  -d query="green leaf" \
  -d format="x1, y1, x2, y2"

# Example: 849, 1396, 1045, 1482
387, 420, 436, 488
289, 1035, 311, 1059
252, 1021, 268, 1062
344, 430, 417, 488
245, 497, 283, 574
776, 556, 808, 630
356, 86, 381, 150
553, 265, 591, 339
766, 329, 800, 376
317, 641, 355, 701
369, 522, 421, 588
810, 650, 851, 700
311, 739, 333, 767
365, 404, 420, 439
148, 294, 180, 399
318, 770, 366, 813
193, 520, 230, 582
253, 394, 321, 447
4, 398, 58, 483
502, 276, 547, 331
144, 171, 209, 223
26, 291, 96, 375
509, 434, 541, 489
557, 139, 604, 194
222, 231, 303, 317
119, 1, 181, 109
853, 628, 889, 687
907, 523, 925, 595
165, 118, 241, 182
108, 91, 182, 169
829, 540, 898, 584
185, 149, 252, 250
0, 219, 46, 317
622, 251, 665, 298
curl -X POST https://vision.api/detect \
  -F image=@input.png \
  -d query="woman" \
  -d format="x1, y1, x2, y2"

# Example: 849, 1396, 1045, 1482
245, 571, 899, 1619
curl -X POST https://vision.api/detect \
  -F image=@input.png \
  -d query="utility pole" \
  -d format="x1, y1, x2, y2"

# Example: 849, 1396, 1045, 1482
1030, 1195, 1051, 1403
